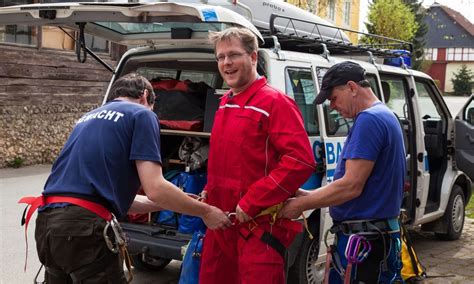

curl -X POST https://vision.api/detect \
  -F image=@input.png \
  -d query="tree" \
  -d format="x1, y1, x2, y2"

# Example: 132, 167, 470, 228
362, 0, 418, 45
402, 0, 428, 71
451, 65, 474, 96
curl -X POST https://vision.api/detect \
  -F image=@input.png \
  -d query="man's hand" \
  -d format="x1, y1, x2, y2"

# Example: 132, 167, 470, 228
236, 205, 251, 223
202, 205, 232, 230
278, 198, 303, 219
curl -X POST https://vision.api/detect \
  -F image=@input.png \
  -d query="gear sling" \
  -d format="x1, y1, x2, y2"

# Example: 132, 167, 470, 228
19, 195, 133, 283
323, 218, 403, 284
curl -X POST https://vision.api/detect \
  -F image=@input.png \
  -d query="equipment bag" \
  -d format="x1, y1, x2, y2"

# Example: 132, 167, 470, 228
179, 229, 205, 284
177, 171, 207, 234
400, 214, 427, 282
151, 79, 213, 131
155, 170, 183, 228
155, 171, 207, 233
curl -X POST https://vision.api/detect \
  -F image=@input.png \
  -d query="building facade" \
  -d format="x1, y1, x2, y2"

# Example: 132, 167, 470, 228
286, 0, 360, 44
423, 3, 474, 94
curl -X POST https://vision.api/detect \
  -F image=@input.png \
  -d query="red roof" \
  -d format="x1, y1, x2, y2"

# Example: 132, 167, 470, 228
438, 4, 474, 37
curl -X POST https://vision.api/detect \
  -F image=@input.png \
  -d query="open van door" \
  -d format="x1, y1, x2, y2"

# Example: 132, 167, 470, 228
0, 1, 262, 45
454, 95, 474, 181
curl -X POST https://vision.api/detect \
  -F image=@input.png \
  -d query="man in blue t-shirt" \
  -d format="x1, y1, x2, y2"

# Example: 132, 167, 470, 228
279, 62, 406, 283
34, 73, 231, 283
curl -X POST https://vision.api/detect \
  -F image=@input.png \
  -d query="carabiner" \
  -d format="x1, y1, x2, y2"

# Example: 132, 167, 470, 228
110, 216, 126, 246
227, 212, 237, 225
103, 222, 119, 253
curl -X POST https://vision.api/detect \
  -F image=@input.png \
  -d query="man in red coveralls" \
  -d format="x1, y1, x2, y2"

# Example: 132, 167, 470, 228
199, 27, 316, 284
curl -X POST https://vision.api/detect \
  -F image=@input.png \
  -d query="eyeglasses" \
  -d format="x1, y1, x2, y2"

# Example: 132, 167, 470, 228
215, 52, 247, 63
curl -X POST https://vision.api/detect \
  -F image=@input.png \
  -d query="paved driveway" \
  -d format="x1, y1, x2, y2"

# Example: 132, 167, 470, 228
411, 218, 474, 283
0, 165, 473, 283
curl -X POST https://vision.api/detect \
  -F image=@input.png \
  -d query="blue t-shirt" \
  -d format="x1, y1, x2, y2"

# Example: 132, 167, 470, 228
329, 102, 406, 222
43, 100, 162, 218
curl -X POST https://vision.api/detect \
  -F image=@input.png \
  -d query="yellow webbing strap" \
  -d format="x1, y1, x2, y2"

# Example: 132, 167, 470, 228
255, 203, 313, 239
302, 213, 314, 240
120, 245, 133, 283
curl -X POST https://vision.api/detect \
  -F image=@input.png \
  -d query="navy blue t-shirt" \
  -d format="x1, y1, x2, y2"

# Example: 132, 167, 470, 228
43, 100, 162, 218
329, 102, 406, 222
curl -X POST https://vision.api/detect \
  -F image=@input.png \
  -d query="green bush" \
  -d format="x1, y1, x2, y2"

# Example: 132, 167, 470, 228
7, 156, 24, 168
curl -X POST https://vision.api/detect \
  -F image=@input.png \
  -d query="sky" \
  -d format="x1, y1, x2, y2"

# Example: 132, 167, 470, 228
359, 0, 474, 33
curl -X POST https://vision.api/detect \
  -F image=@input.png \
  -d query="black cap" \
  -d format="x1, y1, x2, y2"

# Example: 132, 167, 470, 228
314, 61, 367, 104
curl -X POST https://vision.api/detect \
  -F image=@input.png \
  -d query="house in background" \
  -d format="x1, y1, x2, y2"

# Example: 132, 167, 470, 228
423, 3, 474, 94
286, 0, 360, 44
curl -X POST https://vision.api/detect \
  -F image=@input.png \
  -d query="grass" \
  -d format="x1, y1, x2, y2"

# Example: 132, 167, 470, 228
467, 194, 474, 219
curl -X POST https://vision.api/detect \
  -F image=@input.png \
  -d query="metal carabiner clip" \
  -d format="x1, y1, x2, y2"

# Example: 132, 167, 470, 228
110, 215, 126, 247
227, 212, 237, 225
103, 221, 119, 253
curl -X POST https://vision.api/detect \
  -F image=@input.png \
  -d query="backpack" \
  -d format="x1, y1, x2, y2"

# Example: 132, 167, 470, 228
400, 213, 427, 282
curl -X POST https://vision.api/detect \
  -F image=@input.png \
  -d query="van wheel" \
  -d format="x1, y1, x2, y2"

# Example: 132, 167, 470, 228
435, 185, 465, 241
131, 254, 172, 271
288, 234, 325, 284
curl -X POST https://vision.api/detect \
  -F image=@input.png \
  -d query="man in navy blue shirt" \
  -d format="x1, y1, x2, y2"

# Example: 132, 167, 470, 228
34, 73, 231, 283
279, 62, 406, 283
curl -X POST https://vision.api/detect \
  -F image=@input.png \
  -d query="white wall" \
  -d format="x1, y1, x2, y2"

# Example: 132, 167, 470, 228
445, 62, 474, 93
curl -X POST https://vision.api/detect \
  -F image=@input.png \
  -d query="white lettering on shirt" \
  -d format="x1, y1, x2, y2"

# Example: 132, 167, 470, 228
76, 109, 125, 124
114, 113, 124, 122
104, 111, 116, 120
97, 110, 107, 119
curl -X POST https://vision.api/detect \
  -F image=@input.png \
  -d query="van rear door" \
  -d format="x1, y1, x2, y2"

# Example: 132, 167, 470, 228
454, 95, 474, 181
0, 2, 262, 45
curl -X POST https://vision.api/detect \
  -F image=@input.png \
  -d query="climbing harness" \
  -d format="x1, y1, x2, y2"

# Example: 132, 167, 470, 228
19, 195, 133, 283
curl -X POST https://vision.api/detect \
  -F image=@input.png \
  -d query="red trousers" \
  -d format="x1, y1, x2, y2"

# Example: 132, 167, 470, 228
199, 221, 296, 284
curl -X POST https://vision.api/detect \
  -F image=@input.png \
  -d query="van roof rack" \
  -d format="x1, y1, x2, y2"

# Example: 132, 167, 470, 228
262, 14, 413, 58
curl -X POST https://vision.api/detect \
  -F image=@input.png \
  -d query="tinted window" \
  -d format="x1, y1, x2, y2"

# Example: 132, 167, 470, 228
415, 81, 442, 120
0, 0, 37, 45
316, 67, 353, 137
464, 99, 474, 125
380, 76, 409, 120
285, 68, 319, 136
0, 25, 37, 46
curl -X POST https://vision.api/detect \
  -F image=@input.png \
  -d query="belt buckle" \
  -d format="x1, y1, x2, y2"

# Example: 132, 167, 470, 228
248, 219, 258, 232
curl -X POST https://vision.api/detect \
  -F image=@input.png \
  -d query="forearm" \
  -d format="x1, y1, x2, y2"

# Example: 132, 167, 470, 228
298, 179, 362, 211
128, 195, 164, 214
146, 179, 211, 218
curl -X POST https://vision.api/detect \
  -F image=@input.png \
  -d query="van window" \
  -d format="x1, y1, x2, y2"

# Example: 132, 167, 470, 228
366, 75, 381, 99
464, 100, 474, 125
180, 71, 217, 87
135, 67, 217, 88
379, 76, 409, 120
285, 68, 319, 136
415, 81, 442, 120
316, 67, 353, 137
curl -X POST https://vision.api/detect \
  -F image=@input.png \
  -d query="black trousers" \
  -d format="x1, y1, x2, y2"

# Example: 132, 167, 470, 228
35, 205, 127, 284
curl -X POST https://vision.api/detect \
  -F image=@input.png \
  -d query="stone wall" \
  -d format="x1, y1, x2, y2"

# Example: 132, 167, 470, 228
0, 104, 98, 167
0, 44, 113, 168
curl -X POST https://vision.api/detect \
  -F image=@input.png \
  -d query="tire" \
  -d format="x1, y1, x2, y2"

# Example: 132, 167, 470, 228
435, 185, 465, 241
288, 234, 325, 284
131, 254, 172, 271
